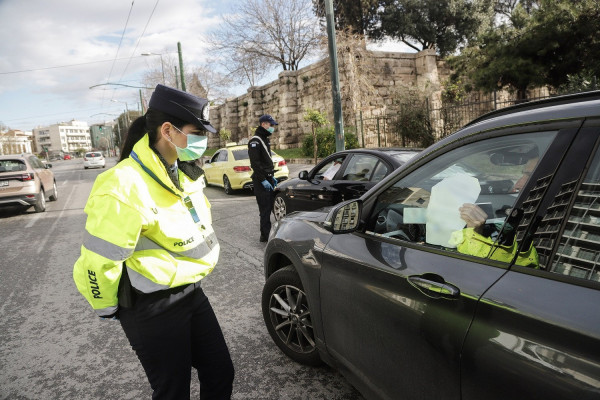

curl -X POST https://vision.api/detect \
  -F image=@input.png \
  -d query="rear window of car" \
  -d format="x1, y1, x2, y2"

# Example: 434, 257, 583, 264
232, 149, 249, 161
86, 152, 102, 158
390, 151, 419, 164
0, 160, 27, 172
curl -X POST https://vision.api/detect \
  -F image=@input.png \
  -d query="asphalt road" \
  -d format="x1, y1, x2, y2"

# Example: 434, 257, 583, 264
0, 157, 363, 399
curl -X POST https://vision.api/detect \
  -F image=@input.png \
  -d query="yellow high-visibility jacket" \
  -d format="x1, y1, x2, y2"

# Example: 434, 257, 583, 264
73, 134, 219, 317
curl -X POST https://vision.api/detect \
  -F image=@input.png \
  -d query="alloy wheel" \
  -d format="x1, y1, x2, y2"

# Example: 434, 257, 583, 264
268, 284, 315, 354
273, 195, 287, 221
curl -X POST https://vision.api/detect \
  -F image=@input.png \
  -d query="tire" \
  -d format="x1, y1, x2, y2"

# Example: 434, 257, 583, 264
33, 188, 46, 213
84, 166, 88, 169
262, 266, 321, 366
49, 181, 58, 201
273, 194, 287, 221
223, 175, 234, 195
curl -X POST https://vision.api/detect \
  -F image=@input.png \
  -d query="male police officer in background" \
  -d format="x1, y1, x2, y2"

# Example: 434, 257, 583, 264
248, 114, 278, 242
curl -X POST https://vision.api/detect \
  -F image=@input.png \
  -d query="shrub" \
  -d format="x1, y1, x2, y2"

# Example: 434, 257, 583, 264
301, 126, 359, 158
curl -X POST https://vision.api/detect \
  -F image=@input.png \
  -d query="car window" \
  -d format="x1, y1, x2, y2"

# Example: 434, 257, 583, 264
0, 160, 26, 172
365, 131, 557, 265
313, 156, 346, 180
210, 151, 220, 163
232, 149, 249, 161
342, 155, 379, 181
545, 148, 600, 282
217, 151, 228, 162
371, 161, 390, 182
29, 156, 43, 169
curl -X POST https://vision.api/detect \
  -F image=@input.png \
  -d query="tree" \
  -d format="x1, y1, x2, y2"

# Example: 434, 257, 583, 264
312, 0, 379, 34
367, 0, 494, 56
448, 0, 600, 99
220, 51, 270, 88
211, 0, 322, 72
303, 109, 328, 164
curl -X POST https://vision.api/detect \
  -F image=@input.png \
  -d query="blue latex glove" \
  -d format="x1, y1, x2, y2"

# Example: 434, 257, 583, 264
261, 180, 274, 191
272, 177, 277, 186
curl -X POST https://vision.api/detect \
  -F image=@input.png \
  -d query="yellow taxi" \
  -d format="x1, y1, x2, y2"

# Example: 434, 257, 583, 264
203, 143, 289, 194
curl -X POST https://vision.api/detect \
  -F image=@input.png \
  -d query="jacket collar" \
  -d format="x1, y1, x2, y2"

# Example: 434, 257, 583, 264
255, 126, 272, 141
131, 134, 181, 194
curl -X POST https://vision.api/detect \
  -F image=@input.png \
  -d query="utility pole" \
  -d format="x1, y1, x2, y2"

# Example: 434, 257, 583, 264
175, 66, 180, 90
178, 42, 186, 92
325, 0, 345, 151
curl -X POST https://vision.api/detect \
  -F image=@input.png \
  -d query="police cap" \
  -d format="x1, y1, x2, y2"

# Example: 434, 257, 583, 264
148, 84, 216, 133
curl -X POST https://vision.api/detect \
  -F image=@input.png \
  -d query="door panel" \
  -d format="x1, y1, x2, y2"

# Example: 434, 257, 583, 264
320, 234, 506, 400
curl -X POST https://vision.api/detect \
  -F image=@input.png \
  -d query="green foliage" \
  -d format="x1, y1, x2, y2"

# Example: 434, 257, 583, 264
301, 126, 359, 158
449, 0, 600, 96
392, 96, 435, 147
219, 128, 232, 142
303, 108, 328, 126
557, 72, 600, 95
368, 0, 494, 56
312, 0, 379, 34
274, 147, 304, 159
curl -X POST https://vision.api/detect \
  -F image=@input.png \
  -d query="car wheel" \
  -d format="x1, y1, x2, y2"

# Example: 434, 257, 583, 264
33, 188, 46, 213
273, 194, 287, 221
49, 181, 58, 201
223, 175, 233, 195
84, 166, 88, 169
262, 266, 321, 366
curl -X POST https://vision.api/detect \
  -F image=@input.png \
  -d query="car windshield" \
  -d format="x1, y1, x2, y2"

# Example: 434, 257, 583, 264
86, 153, 102, 157
232, 149, 249, 161
0, 160, 26, 172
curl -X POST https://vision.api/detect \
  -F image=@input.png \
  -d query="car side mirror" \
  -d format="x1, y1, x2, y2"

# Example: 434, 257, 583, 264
324, 199, 362, 234
298, 170, 309, 180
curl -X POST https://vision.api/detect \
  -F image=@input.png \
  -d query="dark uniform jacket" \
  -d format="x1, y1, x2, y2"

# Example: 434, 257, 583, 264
248, 126, 275, 183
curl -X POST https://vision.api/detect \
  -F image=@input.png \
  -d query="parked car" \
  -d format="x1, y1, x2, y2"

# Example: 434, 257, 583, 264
83, 151, 105, 169
203, 143, 289, 194
272, 148, 420, 220
0, 153, 58, 212
63, 154, 71, 160
261, 91, 600, 400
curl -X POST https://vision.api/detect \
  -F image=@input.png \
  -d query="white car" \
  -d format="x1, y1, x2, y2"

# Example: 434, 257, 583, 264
83, 152, 106, 169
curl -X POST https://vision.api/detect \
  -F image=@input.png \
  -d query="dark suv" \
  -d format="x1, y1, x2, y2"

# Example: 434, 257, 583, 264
261, 91, 600, 400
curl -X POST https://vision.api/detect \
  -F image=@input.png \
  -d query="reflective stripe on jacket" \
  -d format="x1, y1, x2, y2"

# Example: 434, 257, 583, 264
452, 227, 538, 268
73, 134, 219, 317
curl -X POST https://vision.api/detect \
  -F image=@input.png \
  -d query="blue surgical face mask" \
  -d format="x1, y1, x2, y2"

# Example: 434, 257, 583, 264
170, 126, 208, 161
267, 126, 275, 134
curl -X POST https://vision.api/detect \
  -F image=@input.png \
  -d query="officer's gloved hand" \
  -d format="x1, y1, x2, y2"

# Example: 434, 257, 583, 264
272, 177, 278, 187
261, 180, 274, 191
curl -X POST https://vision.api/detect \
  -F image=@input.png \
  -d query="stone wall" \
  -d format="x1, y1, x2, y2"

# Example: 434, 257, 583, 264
208, 49, 448, 149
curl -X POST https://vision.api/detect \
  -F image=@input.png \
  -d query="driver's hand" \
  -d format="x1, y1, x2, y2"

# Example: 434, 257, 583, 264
459, 203, 488, 234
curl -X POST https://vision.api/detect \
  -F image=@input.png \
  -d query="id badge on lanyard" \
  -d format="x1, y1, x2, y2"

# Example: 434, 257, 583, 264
184, 196, 200, 223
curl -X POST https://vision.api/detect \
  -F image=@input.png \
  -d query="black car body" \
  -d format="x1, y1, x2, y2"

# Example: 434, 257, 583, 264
272, 148, 419, 220
261, 92, 600, 400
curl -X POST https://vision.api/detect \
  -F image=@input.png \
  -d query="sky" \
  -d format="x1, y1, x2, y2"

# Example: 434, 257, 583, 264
0, 0, 413, 132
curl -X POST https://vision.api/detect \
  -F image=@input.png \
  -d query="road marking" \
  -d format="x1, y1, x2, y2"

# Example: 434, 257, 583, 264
61, 180, 69, 186
25, 212, 43, 228
37, 185, 76, 254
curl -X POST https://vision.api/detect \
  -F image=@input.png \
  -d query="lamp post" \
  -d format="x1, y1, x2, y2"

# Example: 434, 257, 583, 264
141, 52, 165, 85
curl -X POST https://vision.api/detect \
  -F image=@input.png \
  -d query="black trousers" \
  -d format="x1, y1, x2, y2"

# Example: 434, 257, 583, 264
120, 282, 234, 400
252, 178, 275, 238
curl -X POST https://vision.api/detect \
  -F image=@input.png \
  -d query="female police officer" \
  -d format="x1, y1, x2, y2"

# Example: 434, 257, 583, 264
73, 84, 234, 399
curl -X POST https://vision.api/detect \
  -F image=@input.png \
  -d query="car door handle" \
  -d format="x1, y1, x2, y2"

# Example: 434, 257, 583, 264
408, 274, 460, 299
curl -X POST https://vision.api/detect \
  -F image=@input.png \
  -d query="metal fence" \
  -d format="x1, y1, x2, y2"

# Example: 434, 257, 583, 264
351, 88, 555, 149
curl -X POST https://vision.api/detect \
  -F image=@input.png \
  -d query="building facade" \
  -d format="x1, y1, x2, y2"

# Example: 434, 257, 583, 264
33, 120, 91, 156
0, 130, 33, 155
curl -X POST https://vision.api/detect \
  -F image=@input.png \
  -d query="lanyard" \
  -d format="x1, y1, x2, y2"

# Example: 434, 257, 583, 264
131, 151, 200, 223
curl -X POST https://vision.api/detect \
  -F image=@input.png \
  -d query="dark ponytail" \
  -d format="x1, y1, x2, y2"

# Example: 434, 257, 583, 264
119, 108, 188, 162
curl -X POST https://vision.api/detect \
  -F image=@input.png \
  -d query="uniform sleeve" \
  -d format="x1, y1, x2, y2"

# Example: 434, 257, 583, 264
248, 141, 266, 182
73, 194, 143, 317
